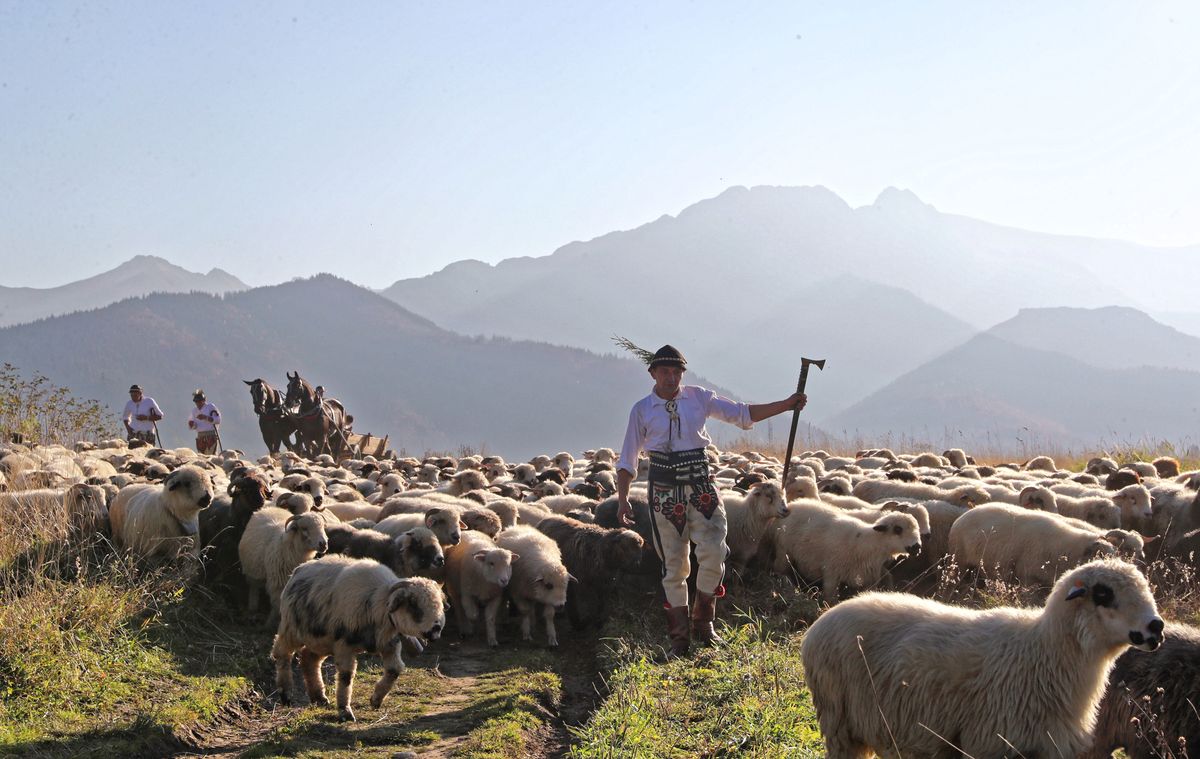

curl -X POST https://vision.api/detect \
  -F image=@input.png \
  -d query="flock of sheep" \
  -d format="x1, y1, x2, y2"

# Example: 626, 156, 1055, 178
2, 439, 1199, 756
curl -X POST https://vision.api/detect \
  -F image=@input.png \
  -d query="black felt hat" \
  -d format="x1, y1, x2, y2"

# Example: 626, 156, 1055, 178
129, 384, 143, 393
648, 344, 687, 369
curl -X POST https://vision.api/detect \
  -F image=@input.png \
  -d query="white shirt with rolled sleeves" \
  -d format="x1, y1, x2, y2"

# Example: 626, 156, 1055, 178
123, 398, 163, 433
189, 402, 221, 432
617, 385, 753, 476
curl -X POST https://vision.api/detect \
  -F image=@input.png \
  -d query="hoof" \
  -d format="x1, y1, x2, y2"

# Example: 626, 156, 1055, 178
338, 708, 356, 722
369, 696, 383, 709
278, 692, 292, 706
313, 695, 330, 707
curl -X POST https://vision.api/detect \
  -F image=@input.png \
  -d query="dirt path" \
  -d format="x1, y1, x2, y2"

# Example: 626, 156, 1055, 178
171, 627, 606, 759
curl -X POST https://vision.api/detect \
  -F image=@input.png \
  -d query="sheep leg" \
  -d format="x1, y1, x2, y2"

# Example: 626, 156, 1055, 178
566, 589, 586, 631
542, 603, 559, 648
483, 595, 503, 648
271, 637, 296, 706
457, 595, 477, 638
299, 650, 328, 706
333, 647, 358, 722
247, 581, 261, 615
822, 575, 840, 605
515, 598, 534, 642
369, 645, 405, 709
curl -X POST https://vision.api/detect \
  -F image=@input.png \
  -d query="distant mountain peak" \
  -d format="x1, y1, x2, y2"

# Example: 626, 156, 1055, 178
871, 186, 935, 214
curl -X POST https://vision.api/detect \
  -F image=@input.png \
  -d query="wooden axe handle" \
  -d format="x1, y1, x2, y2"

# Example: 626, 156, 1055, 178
781, 358, 825, 485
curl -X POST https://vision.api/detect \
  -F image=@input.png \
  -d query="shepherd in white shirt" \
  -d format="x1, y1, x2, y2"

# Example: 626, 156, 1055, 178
122, 384, 163, 446
187, 389, 222, 454
616, 344, 806, 659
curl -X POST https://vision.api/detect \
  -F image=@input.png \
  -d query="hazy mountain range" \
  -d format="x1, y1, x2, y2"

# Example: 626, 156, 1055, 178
4, 186, 1200, 454
0, 255, 246, 328
0, 276, 774, 457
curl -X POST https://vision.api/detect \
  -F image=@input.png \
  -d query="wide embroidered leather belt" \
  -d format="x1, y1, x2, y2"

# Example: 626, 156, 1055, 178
648, 448, 710, 487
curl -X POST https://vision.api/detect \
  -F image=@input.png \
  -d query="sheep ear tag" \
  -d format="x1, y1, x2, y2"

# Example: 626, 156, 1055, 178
1066, 581, 1087, 601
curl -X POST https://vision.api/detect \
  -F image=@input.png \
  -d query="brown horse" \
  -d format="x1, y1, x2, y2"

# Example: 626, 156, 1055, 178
243, 378, 298, 455
283, 371, 349, 458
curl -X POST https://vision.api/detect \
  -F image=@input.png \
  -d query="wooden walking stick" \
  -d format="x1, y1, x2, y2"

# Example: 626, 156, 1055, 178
151, 419, 164, 449
781, 357, 826, 486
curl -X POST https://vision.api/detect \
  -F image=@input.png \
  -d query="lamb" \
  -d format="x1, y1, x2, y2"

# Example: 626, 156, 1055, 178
442, 469, 487, 496
279, 475, 328, 507
800, 559, 1164, 759
535, 515, 644, 630
485, 498, 519, 528
785, 475, 819, 501
770, 499, 921, 603
324, 522, 444, 577
272, 555, 446, 721
494, 526, 571, 647
942, 448, 969, 468
552, 451, 574, 474
949, 503, 1118, 586
443, 531, 518, 647
374, 508, 463, 547
852, 479, 987, 509
238, 507, 329, 625
109, 466, 215, 560
721, 481, 788, 567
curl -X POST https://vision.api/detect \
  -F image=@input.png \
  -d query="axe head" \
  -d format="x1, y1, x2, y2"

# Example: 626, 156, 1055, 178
802, 358, 826, 372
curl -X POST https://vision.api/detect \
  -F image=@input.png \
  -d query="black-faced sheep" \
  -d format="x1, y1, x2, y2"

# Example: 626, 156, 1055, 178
801, 559, 1164, 759
324, 522, 443, 578
238, 507, 329, 625
272, 555, 446, 721
535, 515, 643, 630
494, 525, 571, 646
109, 466, 214, 560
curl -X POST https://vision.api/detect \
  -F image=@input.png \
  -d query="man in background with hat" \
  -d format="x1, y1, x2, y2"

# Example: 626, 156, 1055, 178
616, 344, 806, 659
122, 384, 163, 446
187, 389, 222, 454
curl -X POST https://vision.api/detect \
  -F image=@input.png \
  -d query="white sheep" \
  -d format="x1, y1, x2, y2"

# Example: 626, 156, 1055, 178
770, 499, 921, 603
443, 530, 519, 647
109, 466, 214, 560
800, 559, 1164, 759
272, 555, 446, 721
949, 503, 1118, 586
324, 501, 382, 522
852, 479, 987, 509
494, 526, 571, 647
238, 506, 329, 625
374, 508, 464, 547
535, 494, 595, 515
722, 481, 788, 566
366, 473, 406, 504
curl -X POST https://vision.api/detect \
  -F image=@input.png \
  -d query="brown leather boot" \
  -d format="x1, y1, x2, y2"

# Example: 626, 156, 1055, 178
691, 591, 724, 647
664, 605, 691, 659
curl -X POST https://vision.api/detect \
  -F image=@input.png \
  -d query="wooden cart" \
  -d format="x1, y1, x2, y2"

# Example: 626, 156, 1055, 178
342, 431, 389, 459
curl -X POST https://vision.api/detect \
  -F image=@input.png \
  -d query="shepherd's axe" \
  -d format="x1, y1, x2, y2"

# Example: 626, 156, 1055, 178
781, 357, 826, 486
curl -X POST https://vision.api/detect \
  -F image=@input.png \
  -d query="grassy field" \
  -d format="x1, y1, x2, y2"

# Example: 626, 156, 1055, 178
4, 453, 1200, 757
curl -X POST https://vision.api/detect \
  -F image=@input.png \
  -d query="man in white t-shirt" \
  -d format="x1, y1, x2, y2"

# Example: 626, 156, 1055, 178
616, 344, 806, 659
122, 384, 163, 446
187, 389, 221, 454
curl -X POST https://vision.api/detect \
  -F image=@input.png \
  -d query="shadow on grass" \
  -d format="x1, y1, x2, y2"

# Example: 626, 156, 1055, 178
0, 715, 185, 759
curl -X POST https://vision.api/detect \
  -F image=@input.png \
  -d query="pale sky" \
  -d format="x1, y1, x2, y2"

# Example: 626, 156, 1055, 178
1, 1, 1197, 289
